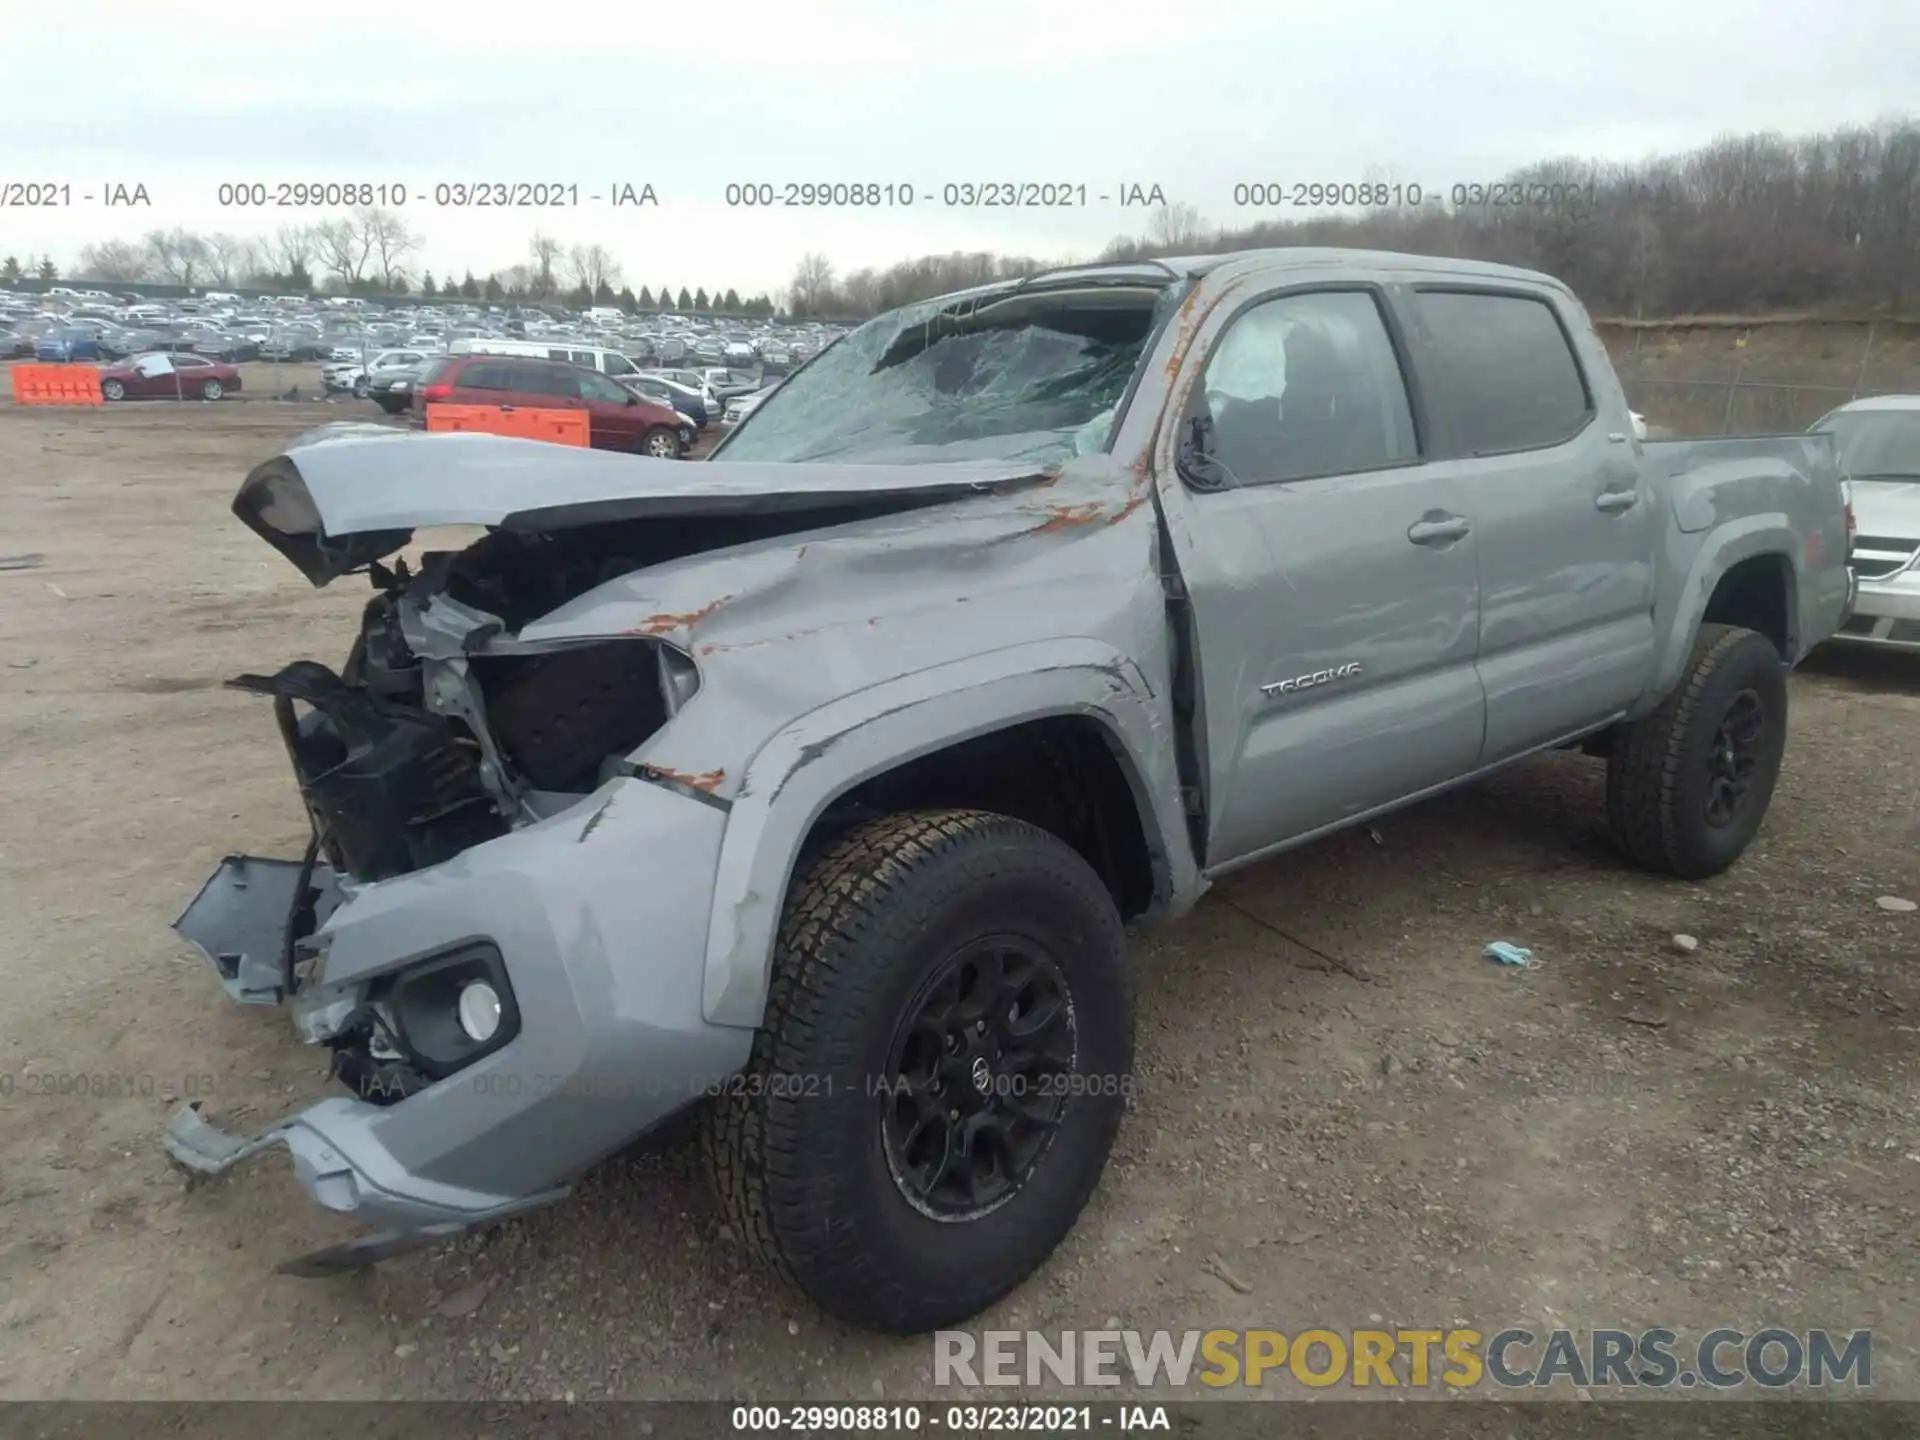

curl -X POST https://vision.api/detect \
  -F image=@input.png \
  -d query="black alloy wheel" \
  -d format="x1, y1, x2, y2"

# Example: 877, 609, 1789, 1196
880, 936, 1076, 1221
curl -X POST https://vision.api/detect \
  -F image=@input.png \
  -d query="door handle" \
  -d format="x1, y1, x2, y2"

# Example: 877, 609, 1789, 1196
1407, 514, 1471, 545
1595, 489, 1639, 513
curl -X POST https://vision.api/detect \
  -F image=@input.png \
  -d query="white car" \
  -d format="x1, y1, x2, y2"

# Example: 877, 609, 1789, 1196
322, 349, 430, 395
1812, 395, 1920, 651
723, 383, 782, 425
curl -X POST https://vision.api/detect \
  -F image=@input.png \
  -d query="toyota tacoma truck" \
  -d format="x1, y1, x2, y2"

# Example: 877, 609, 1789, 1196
166, 248, 1851, 1333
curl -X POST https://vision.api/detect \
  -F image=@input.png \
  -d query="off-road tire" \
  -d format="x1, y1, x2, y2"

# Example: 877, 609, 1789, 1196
1606, 624, 1788, 879
703, 808, 1132, 1333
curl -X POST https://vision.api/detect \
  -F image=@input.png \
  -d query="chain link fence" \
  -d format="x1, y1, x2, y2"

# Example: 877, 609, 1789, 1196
1603, 320, 1920, 438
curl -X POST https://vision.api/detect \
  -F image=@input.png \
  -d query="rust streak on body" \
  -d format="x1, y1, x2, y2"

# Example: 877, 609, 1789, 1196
650, 765, 726, 792
627, 594, 733, 636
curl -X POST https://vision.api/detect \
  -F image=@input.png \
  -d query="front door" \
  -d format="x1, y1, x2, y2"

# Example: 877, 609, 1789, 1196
1159, 283, 1486, 869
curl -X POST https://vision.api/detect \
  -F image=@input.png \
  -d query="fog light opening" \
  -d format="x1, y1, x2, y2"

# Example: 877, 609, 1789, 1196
456, 980, 502, 1043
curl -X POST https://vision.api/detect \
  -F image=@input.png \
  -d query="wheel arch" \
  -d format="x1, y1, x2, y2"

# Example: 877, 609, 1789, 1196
1646, 518, 1800, 707
699, 641, 1199, 1027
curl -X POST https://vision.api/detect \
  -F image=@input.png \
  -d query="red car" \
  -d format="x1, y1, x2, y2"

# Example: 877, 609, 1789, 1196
101, 352, 243, 402
414, 355, 686, 457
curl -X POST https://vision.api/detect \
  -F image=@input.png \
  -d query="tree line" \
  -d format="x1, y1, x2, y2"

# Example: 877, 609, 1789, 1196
8, 116, 1915, 321
3, 220, 781, 317
785, 115, 1920, 321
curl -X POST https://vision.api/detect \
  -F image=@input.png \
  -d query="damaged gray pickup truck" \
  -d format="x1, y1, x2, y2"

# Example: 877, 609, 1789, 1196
169, 248, 1852, 1333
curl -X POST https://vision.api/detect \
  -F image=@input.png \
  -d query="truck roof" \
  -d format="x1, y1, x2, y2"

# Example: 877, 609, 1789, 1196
917, 247, 1577, 312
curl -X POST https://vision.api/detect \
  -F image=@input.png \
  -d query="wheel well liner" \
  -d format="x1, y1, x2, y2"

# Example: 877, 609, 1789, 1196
1702, 552, 1793, 657
808, 716, 1158, 920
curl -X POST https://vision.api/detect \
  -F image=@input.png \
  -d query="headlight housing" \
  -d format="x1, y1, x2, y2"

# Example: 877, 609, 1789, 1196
381, 942, 520, 1078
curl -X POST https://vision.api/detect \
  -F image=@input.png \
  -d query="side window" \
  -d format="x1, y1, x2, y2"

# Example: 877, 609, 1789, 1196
1411, 290, 1591, 454
546, 347, 571, 363
460, 362, 513, 390
603, 352, 636, 376
513, 363, 580, 399
1196, 290, 1418, 486
578, 371, 629, 403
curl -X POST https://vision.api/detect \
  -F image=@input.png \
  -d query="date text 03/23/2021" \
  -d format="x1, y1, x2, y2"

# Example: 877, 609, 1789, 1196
730, 1404, 1171, 1433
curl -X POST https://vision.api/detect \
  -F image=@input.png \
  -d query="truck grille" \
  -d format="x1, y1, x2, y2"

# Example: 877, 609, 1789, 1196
1849, 535, 1918, 581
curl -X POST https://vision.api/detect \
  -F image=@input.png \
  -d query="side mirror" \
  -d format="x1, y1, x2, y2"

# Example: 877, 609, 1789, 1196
627, 391, 639, 405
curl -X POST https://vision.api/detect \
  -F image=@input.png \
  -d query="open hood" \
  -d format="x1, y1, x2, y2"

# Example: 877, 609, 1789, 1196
233, 423, 1055, 585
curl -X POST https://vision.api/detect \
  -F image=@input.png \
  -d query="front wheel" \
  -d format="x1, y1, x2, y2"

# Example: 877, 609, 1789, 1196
704, 809, 1133, 1333
1606, 624, 1788, 879
200, 379, 224, 401
101, 379, 126, 401
640, 425, 679, 459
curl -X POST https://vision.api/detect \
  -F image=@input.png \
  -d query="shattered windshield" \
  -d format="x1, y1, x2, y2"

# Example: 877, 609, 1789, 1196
1814, 410, 1920, 480
715, 280, 1182, 465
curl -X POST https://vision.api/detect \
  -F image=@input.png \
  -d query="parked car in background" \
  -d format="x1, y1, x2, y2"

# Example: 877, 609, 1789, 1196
1812, 395, 1920, 651
35, 327, 104, 362
644, 367, 721, 416
261, 332, 330, 362
625, 372, 711, 432
324, 349, 431, 396
446, 338, 647, 381
1, 328, 36, 358
368, 361, 431, 415
703, 368, 760, 403
99, 325, 167, 360
100, 352, 242, 401
413, 355, 686, 456
721, 377, 784, 425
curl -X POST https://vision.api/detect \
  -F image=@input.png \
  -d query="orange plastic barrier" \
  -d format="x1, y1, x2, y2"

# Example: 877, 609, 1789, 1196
10, 363, 104, 406
425, 404, 588, 446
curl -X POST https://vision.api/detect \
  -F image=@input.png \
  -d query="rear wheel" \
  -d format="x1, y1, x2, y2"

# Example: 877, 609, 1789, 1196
641, 425, 679, 459
1606, 624, 1788, 878
704, 809, 1133, 1333
200, 379, 224, 401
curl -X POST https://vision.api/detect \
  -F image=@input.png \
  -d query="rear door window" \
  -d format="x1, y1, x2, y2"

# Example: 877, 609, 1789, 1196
511, 363, 580, 399
1411, 290, 1592, 454
458, 361, 515, 391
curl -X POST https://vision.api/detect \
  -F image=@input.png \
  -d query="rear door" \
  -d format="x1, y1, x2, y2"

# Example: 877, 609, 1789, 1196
507, 362, 595, 443
1159, 279, 1486, 867
1402, 288, 1656, 759
446, 358, 518, 408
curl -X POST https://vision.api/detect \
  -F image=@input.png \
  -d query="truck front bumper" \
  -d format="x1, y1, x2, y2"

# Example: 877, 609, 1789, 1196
165, 775, 753, 1273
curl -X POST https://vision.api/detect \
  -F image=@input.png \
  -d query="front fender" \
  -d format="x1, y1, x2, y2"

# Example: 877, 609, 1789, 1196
699, 639, 1196, 1027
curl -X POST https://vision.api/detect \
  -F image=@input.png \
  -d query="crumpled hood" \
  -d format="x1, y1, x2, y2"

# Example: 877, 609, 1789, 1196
233, 423, 1057, 585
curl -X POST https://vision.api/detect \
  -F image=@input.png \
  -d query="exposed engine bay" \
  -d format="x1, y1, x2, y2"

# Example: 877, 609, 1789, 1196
221, 524, 765, 1104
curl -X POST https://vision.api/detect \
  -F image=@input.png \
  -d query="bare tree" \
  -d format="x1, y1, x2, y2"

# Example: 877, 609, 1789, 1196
206, 233, 256, 286
789, 251, 835, 314
267, 224, 317, 278
143, 227, 210, 286
76, 239, 148, 283
567, 243, 622, 294
528, 232, 563, 298
358, 208, 420, 289
1144, 203, 1210, 252
313, 218, 372, 287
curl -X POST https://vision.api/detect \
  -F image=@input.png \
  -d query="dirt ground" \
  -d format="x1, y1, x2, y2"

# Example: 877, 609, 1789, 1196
0, 401, 1916, 1405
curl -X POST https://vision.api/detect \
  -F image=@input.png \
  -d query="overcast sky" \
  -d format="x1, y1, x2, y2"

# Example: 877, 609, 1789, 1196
3, 0, 1910, 297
